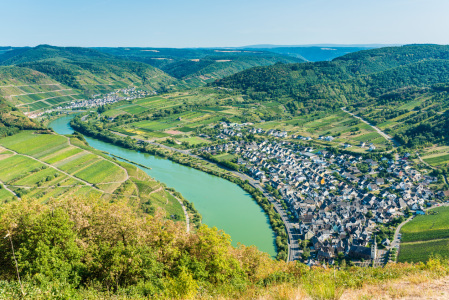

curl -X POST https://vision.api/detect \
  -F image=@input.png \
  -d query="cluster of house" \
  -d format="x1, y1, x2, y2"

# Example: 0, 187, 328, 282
200, 139, 440, 264
38, 88, 155, 117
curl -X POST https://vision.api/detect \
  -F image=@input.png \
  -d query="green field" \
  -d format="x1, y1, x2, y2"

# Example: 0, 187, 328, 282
398, 207, 449, 262
400, 207, 449, 242
423, 154, 449, 166
179, 136, 210, 145
73, 160, 126, 184
397, 239, 449, 263
0, 130, 186, 225
213, 153, 236, 162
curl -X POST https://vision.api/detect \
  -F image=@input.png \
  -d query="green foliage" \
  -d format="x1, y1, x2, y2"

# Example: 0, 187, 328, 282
401, 207, 449, 243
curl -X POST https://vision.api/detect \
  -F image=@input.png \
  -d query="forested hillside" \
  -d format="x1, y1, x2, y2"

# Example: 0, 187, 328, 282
214, 45, 449, 112
0, 45, 177, 95
0, 95, 43, 137
94, 47, 303, 86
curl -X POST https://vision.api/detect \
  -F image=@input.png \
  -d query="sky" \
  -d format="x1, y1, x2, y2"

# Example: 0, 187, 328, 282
1, 0, 449, 48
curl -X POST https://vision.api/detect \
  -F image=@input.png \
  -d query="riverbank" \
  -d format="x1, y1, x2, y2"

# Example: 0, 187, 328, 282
70, 116, 288, 260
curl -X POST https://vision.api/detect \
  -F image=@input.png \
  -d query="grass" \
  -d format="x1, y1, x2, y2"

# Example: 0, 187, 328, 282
42, 147, 83, 164
149, 190, 185, 221
73, 160, 126, 184
398, 239, 449, 263
0, 132, 68, 158
0, 188, 14, 202
179, 136, 210, 145
57, 153, 99, 173
400, 207, 449, 243
423, 154, 449, 166
14, 168, 64, 186
0, 155, 43, 182
213, 153, 236, 162
398, 207, 449, 263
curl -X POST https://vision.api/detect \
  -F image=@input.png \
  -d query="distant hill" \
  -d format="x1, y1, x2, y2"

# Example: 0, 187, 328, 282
0, 45, 177, 92
0, 45, 181, 112
214, 44, 449, 111
94, 47, 304, 86
248, 46, 376, 62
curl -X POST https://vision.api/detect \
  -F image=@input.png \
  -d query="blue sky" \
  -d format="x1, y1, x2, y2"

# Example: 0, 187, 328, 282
1, 0, 448, 47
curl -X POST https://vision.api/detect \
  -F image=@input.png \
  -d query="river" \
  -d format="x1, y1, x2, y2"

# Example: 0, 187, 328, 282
49, 115, 276, 257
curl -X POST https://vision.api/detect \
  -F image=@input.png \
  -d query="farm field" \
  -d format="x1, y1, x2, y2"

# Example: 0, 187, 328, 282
423, 154, 449, 166
397, 239, 449, 263
398, 207, 449, 262
400, 207, 449, 243
0, 130, 187, 226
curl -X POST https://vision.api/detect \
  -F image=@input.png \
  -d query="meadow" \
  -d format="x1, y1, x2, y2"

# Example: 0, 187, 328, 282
400, 207, 449, 243
397, 239, 449, 263
398, 207, 449, 262
423, 154, 449, 166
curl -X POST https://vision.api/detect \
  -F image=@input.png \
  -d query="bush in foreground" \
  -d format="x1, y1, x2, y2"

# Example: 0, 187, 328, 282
1, 197, 449, 299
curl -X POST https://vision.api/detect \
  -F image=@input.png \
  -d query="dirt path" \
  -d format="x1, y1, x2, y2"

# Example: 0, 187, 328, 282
1, 146, 100, 191
66, 136, 130, 183
341, 107, 401, 147
148, 186, 163, 196
16, 93, 79, 107
169, 192, 190, 233
0, 178, 21, 199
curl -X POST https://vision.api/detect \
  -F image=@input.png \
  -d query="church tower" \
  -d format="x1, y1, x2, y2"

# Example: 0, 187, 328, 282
371, 235, 377, 260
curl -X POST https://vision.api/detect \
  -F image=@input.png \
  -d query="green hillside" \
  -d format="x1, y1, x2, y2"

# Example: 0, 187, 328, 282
214, 45, 449, 112
0, 46, 182, 113
0, 45, 177, 99
95, 47, 303, 86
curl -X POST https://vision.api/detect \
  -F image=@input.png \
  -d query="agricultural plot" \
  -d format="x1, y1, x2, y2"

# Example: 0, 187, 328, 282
398, 239, 449, 263
57, 153, 99, 173
0, 188, 14, 202
149, 190, 185, 221
179, 136, 210, 145
73, 160, 126, 184
41, 147, 83, 164
122, 105, 150, 115
14, 167, 65, 187
398, 207, 449, 263
0, 132, 68, 158
423, 154, 449, 166
134, 120, 176, 131
400, 207, 449, 243
0, 155, 43, 182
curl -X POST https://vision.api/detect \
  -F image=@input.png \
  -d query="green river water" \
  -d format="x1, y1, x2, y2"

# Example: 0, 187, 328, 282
49, 115, 276, 257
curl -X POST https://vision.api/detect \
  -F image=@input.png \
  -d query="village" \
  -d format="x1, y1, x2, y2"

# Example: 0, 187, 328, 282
199, 122, 443, 265
28, 87, 156, 118
55, 87, 155, 111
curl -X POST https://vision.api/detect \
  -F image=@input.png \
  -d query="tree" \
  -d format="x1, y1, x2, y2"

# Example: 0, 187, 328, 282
302, 247, 311, 260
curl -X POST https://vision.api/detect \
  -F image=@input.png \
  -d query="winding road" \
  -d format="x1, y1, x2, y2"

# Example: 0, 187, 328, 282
341, 107, 401, 147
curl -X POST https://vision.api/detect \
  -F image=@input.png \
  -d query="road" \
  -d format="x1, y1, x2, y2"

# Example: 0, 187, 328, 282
391, 202, 449, 259
341, 107, 401, 147
416, 151, 449, 184
391, 216, 413, 254
0, 178, 21, 200
170, 192, 190, 233
110, 130, 300, 261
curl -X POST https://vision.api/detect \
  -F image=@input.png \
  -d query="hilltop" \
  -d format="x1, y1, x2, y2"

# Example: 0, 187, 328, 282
94, 47, 304, 86
0, 45, 176, 92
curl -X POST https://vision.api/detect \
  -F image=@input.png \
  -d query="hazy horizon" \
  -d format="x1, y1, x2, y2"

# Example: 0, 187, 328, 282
2, 0, 449, 47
